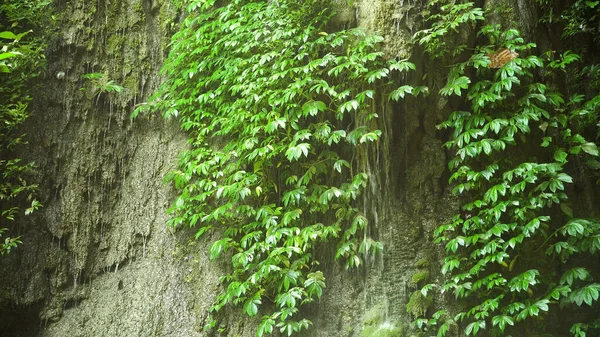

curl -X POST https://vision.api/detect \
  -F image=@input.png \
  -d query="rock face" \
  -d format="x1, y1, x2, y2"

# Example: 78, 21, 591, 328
0, 0, 538, 337
0, 0, 204, 335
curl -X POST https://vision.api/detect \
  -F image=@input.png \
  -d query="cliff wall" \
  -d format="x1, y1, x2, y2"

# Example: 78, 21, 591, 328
0, 1, 550, 337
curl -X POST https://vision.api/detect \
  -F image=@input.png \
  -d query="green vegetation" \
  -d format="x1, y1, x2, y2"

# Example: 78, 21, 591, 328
413, 1, 600, 337
0, 0, 52, 256
361, 323, 403, 337
138, 0, 423, 335
406, 290, 432, 318
361, 303, 404, 337
80, 72, 125, 105
410, 270, 430, 288
414, 258, 430, 269
135, 0, 600, 336
81, 73, 125, 94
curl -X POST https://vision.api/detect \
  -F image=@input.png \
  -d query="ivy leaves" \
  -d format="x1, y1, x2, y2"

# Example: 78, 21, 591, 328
0, 1, 49, 256
148, 0, 417, 336
414, 1, 600, 337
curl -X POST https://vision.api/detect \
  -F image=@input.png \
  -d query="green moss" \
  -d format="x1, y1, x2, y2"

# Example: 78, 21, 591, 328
159, 2, 176, 32
410, 270, 430, 287
363, 302, 385, 326
86, 36, 95, 51
406, 291, 432, 318
123, 76, 139, 96
360, 323, 403, 337
414, 258, 430, 269
132, 1, 143, 14
361, 303, 403, 337
107, 34, 124, 57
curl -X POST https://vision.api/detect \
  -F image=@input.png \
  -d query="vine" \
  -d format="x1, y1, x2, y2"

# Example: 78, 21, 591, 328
414, 1, 600, 336
0, 0, 51, 255
137, 0, 422, 336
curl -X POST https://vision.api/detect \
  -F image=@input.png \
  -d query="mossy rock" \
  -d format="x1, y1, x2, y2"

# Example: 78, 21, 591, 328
406, 291, 432, 318
361, 303, 404, 337
414, 258, 430, 269
360, 322, 404, 337
410, 270, 430, 287
363, 302, 386, 326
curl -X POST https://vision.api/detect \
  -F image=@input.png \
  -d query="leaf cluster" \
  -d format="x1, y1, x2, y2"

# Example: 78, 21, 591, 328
80, 72, 125, 104
141, 0, 422, 336
414, 1, 600, 337
0, 0, 50, 256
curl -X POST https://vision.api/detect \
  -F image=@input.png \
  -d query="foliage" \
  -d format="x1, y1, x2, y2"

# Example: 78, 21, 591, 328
538, 0, 600, 39
360, 303, 404, 337
81, 72, 125, 93
138, 0, 422, 335
0, 0, 51, 256
413, 1, 484, 59
0, 0, 54, 26
80, 72, 125, 104
415, 1, 600, 337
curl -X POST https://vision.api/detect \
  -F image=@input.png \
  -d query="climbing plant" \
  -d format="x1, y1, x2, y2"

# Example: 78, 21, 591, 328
138, 0, 421, 335
414, 1, 600, 336
80, 72, 125, 105
0, 0, 51, 256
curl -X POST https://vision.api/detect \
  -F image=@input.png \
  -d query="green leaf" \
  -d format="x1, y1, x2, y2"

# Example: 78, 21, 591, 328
560, 268, 591, 286
554, 149, 568, 162
257, 317, 275, 337
534, 299, 550, 311
441, 76, 471, 97
244, 296, 261, 316
570, 323, 588, 337
0, 31, 18, 40
282, 209, 302, 226
359, 130, 382, 143
465, 320, 485, 335
437, 322, 450, 337
557, 173, 573, 183
302, 101, 327, 117
194, 225, 212, 239
561, 220, 586, 237
339, 100, 359, 114
389, 85, 414, 101
585, 159, 600, 169
388, 59, 416, 72
304, 271, 326, 298
491, 315, 514, 332
285, 143, 311, 161
570, 284, 600, 306
0, 52, 20, 61
209, 238, 232, 260
366, 68, 389, 83
581, 142, 599, 156
560, 203, 573, 217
